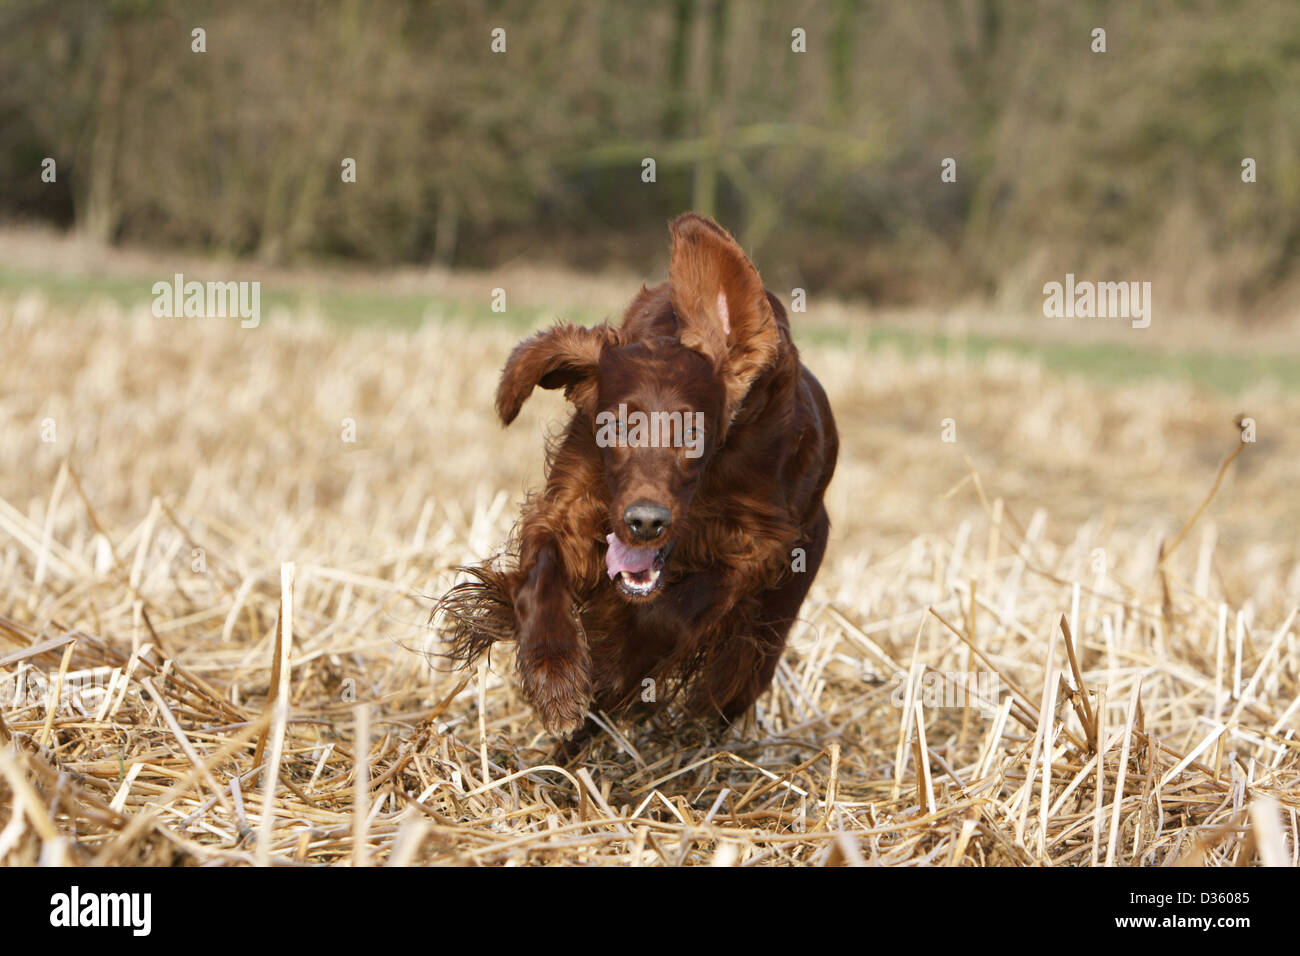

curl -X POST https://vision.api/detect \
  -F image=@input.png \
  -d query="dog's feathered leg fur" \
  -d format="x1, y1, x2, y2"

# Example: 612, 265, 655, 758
433, 561, 517, 668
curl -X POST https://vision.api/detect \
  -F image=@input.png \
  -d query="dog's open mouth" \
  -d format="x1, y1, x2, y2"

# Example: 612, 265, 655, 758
605, 533, 673, 598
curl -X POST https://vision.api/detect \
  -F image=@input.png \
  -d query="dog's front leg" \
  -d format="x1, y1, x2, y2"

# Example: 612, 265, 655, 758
513, 537, 592, 737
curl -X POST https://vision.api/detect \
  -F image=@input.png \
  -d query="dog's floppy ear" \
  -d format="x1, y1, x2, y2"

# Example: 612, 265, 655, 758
668, 213, 781, 424
496, 322, 615, 425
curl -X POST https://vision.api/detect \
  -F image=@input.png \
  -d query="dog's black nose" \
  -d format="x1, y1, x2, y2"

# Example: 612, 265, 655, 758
624, 503, 671, 540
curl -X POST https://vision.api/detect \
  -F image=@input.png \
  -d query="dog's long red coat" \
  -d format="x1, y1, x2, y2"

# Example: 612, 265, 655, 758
439, 213, 838, 738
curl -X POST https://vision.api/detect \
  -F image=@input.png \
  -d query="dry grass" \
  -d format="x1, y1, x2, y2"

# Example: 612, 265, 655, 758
1, 287, 1297, 866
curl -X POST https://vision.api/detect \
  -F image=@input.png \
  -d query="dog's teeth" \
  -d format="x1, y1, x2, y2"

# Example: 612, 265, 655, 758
618, 566, 661, 595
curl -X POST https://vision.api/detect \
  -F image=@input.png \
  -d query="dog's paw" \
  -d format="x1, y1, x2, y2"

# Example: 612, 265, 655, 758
516, 645, 592, 738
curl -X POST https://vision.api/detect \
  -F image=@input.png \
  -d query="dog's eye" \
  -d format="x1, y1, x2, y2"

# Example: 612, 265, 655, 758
678, 420, 706, 458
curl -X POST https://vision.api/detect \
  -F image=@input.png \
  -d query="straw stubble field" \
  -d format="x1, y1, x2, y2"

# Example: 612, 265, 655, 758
1, 287, 1297, 866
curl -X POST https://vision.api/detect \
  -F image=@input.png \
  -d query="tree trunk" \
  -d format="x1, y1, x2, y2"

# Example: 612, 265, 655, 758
691, 0, 728, 218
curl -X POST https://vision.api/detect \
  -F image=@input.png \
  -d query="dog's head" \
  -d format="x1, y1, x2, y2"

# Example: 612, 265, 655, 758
495, 213, 781, 601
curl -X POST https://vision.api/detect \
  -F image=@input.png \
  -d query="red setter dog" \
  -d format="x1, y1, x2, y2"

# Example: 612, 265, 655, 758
438, 213, 838, 739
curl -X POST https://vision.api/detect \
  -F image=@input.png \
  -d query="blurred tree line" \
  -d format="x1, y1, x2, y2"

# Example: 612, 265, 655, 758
1, 0, 1297, 315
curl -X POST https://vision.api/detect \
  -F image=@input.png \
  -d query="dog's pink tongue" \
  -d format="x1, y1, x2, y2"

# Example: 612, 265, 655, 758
605, 533, 656, 578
